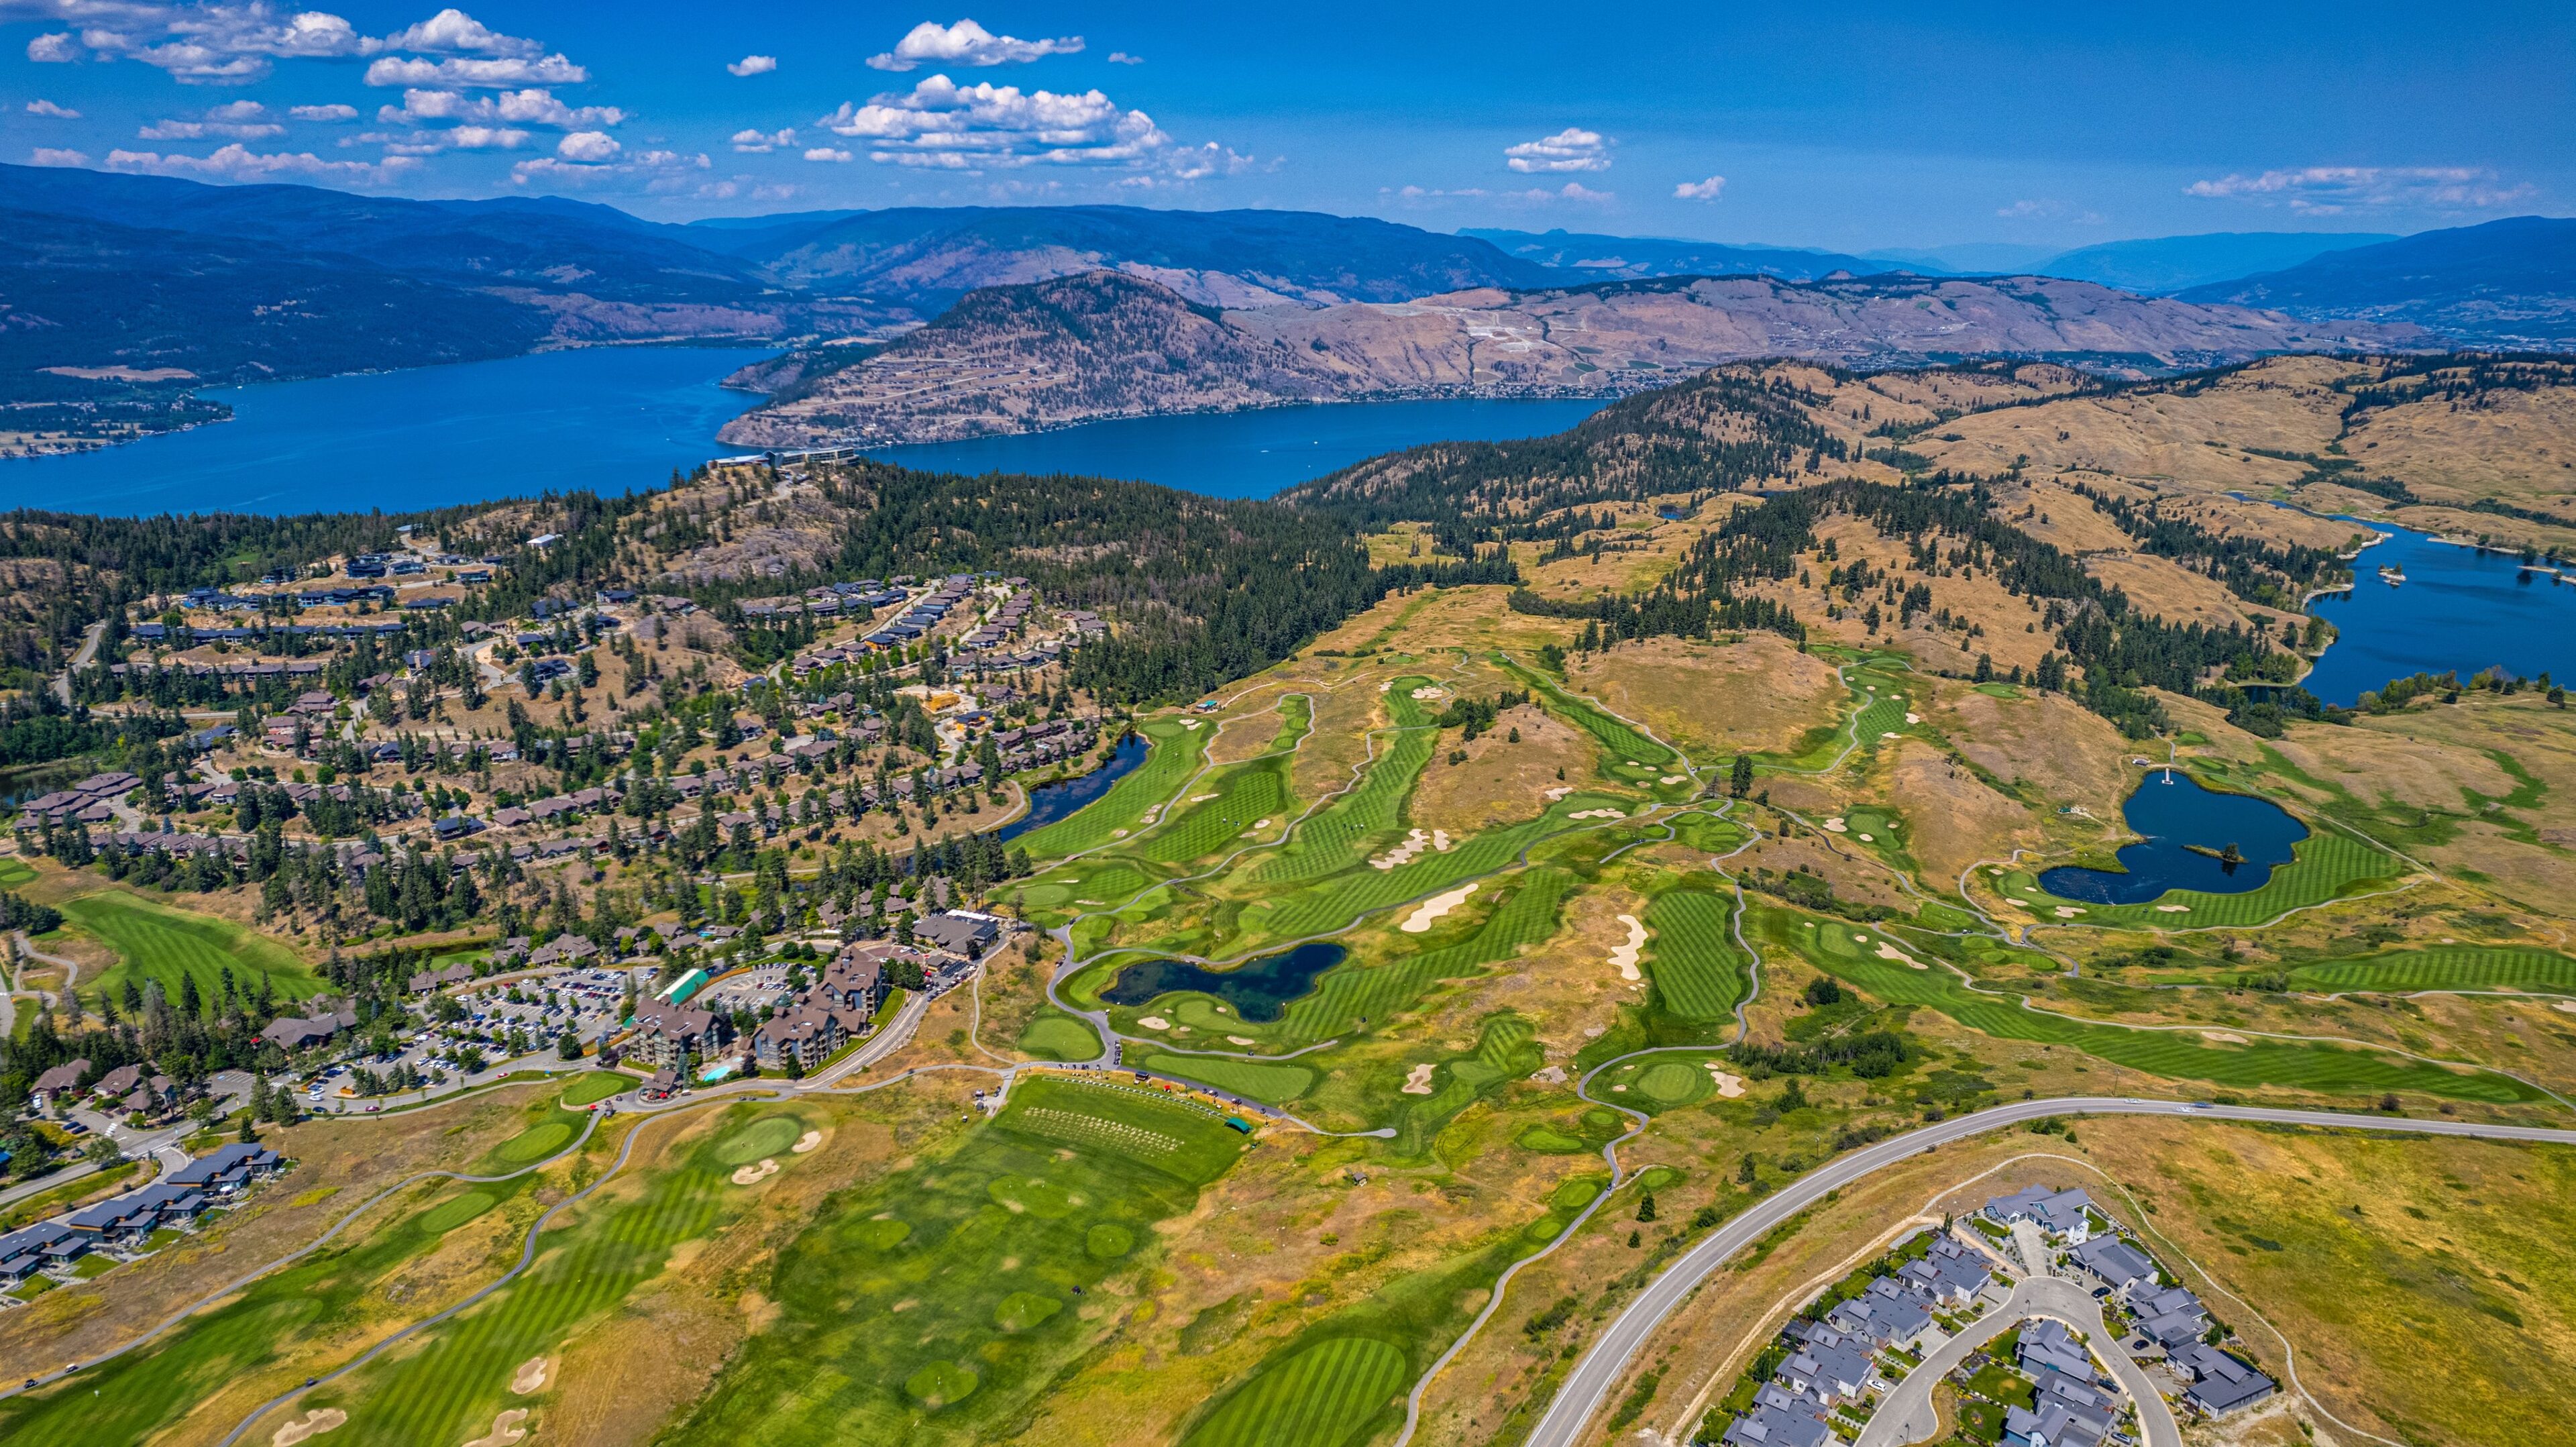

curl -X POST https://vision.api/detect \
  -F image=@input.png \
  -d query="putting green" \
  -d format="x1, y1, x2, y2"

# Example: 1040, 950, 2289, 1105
558, 1073, 629, 1107
905, 1360, 979, 1409
492, 1120, 573, 1165
1018, 1013, 1105, 1062
1515, 1124, 1590, 1153
1087, 1222, 1136, 1258
712, 1115, 803, 1167
1633, 1059, 1713, 1106
994, 1291, 1065, 1332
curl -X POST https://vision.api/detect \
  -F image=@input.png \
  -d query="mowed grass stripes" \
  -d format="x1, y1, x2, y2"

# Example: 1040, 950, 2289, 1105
1790, 916, 2546, 1104
1644, 887, 1751, 1022
2290, 947, 2576, 996
1012, 717, 1212, 861
1180, 1335, 1409, 1447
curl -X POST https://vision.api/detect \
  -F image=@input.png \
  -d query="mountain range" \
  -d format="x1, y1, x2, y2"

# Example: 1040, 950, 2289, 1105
1, 160, 2567, 445
714, 268, 2416, 449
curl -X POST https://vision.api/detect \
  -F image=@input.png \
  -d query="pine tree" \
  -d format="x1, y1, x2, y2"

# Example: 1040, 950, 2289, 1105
1636, 1191, 1658, 1222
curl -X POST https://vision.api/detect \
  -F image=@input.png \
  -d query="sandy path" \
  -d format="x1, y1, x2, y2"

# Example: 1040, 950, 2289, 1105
1401, 1063, 1436, 1095
1609, 915, 1647, 982
1401, 883, 1479, 934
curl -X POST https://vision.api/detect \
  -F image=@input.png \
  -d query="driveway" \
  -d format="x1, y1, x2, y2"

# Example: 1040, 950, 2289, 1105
1856, 1275, 2181, 1447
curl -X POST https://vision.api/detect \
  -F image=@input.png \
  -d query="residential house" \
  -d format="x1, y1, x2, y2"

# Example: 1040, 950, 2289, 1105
258, 1008, 358, 1052
0, 1221, 81, 1284
2016, 1318, 2095, 1382
628, 1000, 729, 1067
1721, 1403, 1833, 1447
2068, 1236, 2157, 1295
914, 910, 1002, 960
1776, 1339, 1875, 1404
30, 1059, 91, 1111
1982, 1183, 2098, 1241
166, 1142, 285, 1198
2170, 1342, 2276, 1415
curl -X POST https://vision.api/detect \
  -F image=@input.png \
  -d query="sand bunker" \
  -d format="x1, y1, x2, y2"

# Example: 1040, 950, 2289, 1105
272, 1409, 348, 1446
1401, 882, 1479, 934
1411, 686, 1447, 700
511, 1357, 550, 1395
1660, 774, 1686, 785
1880, 731, 1900, 739
1856, 833, 1874, 843
1432, 828, 1453, 851
2155, 904, 2190, 914
1531, 1065, 1568, 1085
1401, 1063, 1436, 1095
1874, 941, 1927, 970
1609, 915, 1647, 981
1545, 786, 1574, 801
1370, 828, 1434, 869
2005, 898, 2030, 906
2556, 1001, 2576, 1015
2201, 1031, 2250, 1044
1705, 1065, 1747, 1097
1226, 1035, 1255, 1046
2053, 906, 2086, 918
1189, 793, 1217, 802
730, 1158, 780, 1186
792, 1130, 822, 1154
1568, 808, 1625, 821
1822, 817, 1848, 833
463, 1409, 530, 1447
1180, 719, 1201, 730
1138, 1016, 1171, 1030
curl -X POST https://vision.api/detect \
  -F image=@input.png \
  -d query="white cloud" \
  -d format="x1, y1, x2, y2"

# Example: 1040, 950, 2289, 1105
365, 124, 530, 154
867, 19, 1081, 72
25, 98, 81, 117
1505, 127, 1609, 174
1107, 50, 1140, 64
376, 87, 621, 128
2185, 165, 2533, 213
364, 52, 586, 88
819, 73, 1228, 174
140, 99, 283, 139
28, 32, 78, 63
804, 146, 853, 162
1383, 180, 1611, 208
555, 129, 619, 162
30, 146, 91, 166
1674, 174, 1725, 201
378, 8, 541, 58
727, 54, 775, 77
106, 142, 417, 184
510, 146, 705, 188
731, 127, 796, 153
288, 102, 357, 121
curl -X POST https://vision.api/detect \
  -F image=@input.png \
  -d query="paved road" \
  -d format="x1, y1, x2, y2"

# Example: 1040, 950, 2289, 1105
1857, 1274, 2179, 1447
1515, 1097, 2576, 1447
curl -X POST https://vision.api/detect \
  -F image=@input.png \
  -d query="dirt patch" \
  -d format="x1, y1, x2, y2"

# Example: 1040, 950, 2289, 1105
510, 1356, 550, 1394
1566, 635, 1840, 759
1938, 685, 2130, 820
1408, 703, 1597, 837
1886, 739, 2037, 883
272, 1408, 348, 1445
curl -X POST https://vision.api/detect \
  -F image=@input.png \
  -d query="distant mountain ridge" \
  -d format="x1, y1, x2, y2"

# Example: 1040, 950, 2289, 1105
718, 268, 2420, 449
1460, 229, 1881, 282
2039, 231, 2398, 294
2179, 217, 2576, 346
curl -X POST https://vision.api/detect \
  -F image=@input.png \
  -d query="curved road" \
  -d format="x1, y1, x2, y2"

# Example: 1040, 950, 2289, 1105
1856, 1275, 2176, 1447
1516, 1097, 2576, 1447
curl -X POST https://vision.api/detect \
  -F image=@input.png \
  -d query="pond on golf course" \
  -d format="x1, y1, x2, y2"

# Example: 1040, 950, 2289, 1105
1099, 941, 1348, 1022
2037, 770, 2309, 904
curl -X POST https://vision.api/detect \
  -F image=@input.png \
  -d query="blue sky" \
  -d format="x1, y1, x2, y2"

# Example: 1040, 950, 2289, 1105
4, 1, 2569, 250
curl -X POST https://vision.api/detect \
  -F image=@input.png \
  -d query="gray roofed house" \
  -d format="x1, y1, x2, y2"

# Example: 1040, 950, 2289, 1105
2171, 1342, 2276, 1414
258, 1008, 357, 1051
1777, 1340, 1875, 1403
31, 1057, 91, 1108
166, 1143, 284, 1195
2016, 1318, 2095, 1382
914, 910, 1002, 959
0, 1221, 80, 1283
1722, 1403, 1833, 1447
1982, 1183, 2099, 1241
2070, 1235, 2157, 1292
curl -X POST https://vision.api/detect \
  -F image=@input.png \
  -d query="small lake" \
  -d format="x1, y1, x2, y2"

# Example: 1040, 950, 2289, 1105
996, 733, 1148, 843
2038, 770, 2308, 904
0, 345, 777, 517
865, 396, 1610, 498
1099, 941, 1348, 1022
2300, 519, 2576, 705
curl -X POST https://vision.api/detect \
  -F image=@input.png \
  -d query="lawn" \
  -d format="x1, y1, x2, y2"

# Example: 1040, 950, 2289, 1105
557, 1071, 631, 1108
1784, 913, 2552, 1106
0, 1158, 140, 1232
2286, 946, 2576, 996
1643, 883, 1752, 1022
1141, 1052, 1317, 1104
1016, 1011, 1105, 1062
661, 1075, 1246, 1447
55, 888, 327, 1005
1010, 718, 1214, 861
1179, 1334, 1410, 1447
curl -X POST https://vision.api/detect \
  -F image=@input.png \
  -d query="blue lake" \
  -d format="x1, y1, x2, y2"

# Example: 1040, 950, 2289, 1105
0, 345, 778, 517
996, 733, 1148, 843
2039, 770, 2309, 904
1099, 941, 1348, 1022
865, 396, 1610, 498
2299, 519, 2576, 705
